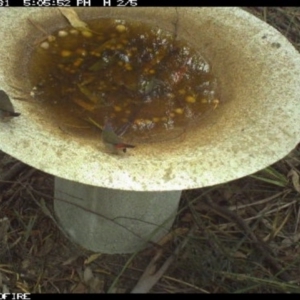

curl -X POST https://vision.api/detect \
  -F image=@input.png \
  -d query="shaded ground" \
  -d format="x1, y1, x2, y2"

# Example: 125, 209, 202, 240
1, 7, 300, 293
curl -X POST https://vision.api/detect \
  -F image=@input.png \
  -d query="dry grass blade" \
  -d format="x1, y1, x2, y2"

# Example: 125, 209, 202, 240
202, 196, 292, 282
219, 271, 300, 293
131, 227, 194, 293
250, 167, 289, 187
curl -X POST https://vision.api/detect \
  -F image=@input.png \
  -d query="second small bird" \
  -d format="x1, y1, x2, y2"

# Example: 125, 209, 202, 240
101, 122, 135, 154
0, 90, 21, 122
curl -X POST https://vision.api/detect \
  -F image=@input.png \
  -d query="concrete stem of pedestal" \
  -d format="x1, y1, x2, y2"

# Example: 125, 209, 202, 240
54, 177, 181, 253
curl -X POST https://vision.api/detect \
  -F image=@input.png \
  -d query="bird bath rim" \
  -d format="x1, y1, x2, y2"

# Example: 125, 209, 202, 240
0, 7, 300, 191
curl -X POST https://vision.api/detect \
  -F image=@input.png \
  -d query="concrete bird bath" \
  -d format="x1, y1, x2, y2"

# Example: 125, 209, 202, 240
1, 7, 300, 253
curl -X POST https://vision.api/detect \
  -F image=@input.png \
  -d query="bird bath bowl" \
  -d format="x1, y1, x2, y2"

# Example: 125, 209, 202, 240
1, 7, 300, 253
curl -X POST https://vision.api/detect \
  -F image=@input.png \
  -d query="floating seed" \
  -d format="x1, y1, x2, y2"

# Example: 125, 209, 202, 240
185, 95, 196, 103
134, 119, 145, 126
114, 105, 122, 112
73, 58, 83, 67
145, 119, 153, 125
40, 42, 50, 49
58, 30, 68, 37
61, 50, 72, 57
125, 63, 132, 71
47, 35, 56, 42
116, 24, 127, 33
81, 30, 93, 38
76, 48, 87, 56
212, 99, 220, 109
167, 93, 175, 99
174, 108, 184, 114
70, 29, 79, 35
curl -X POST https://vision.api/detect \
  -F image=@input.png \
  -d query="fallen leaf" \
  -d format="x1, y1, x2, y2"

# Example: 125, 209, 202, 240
288, 169, 300, 193
21, 259, 30, 269
83, 266, 94, 283
84, 253, 102, 265
37, 237, 54, 257
58, 8, 89, 31
156, 228, 189, 246
71, 282, 87, 293
281, 232, 300, 249
62, 255, 80, 266
88, 277, 104, 293
83, 266, 104, 292
231, 251, 247, 259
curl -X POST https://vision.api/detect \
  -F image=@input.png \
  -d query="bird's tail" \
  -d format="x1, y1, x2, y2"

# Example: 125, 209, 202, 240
115, 143, 135, 149
4, 111, 21, 117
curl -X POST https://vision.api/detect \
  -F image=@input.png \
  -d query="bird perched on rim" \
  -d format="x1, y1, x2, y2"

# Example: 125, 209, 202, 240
0, 90, 21, 122
101, 121, 135, 154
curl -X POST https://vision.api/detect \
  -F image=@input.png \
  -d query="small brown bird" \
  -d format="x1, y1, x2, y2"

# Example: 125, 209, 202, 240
0, 90, 21, 122
101, 122, 135, 154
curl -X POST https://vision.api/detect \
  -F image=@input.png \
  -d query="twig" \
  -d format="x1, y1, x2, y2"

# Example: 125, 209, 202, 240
203, 197, 292, 282
227, 191, 286, 211
130, 226, 195, 293
161, 275, 209, 293
0, 162, 29, 190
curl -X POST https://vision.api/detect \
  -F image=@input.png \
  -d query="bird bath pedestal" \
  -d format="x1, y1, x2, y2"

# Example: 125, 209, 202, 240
1, 7, 300, 253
